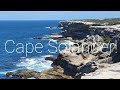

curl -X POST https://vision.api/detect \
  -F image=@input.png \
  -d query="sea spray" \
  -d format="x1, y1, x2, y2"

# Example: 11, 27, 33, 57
16, 56, 53, 72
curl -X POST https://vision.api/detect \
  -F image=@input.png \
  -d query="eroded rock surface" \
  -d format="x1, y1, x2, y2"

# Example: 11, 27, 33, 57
6, 66, 73, 79
81, 62, 120, 79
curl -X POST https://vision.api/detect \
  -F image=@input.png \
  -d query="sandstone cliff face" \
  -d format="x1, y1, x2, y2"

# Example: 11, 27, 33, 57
59, 20, 120, 40
59, 21, 90, 31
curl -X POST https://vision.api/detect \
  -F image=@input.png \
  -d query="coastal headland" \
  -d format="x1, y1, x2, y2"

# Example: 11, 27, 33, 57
6, 18, 120, 79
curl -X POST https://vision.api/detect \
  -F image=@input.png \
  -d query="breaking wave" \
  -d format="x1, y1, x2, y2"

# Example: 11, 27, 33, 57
16, 55, 53, 72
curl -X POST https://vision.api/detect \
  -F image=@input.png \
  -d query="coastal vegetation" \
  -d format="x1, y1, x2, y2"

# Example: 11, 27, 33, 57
101, 35, 112, 43
83, 18, 120, 25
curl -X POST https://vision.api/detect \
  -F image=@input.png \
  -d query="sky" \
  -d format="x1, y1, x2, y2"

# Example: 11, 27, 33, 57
0, 11, 120, 20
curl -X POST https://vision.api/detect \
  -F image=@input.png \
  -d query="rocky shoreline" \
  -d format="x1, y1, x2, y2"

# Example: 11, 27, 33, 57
6, 19, 120, 79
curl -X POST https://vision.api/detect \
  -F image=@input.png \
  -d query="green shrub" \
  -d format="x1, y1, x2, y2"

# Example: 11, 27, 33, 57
101, 35, 112, 43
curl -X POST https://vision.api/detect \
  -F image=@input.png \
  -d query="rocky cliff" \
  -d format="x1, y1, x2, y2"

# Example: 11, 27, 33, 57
6, 19, 120, 79
58, 21, 91, 39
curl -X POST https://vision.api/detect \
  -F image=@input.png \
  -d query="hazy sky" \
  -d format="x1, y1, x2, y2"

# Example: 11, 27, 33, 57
0, 11, 120, 20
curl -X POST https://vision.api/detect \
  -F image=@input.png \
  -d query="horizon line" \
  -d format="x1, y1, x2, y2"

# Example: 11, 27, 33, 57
0, 17, 120, 21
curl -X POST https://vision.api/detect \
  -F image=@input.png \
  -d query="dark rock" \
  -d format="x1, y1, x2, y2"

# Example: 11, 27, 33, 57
33, 37, 50, 40
6, 72, 14, 77
45, 56, 58, 61
112, 38, 120, 63
98, 53, 110, 59
59, 21, 90, 39
33, 37, 42, 40
52, 59, 78, 77
75, 62, 98, 78
6, 69, 39, 79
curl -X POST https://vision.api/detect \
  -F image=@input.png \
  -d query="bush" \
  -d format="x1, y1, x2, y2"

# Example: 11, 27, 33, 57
101, 35, 112, 43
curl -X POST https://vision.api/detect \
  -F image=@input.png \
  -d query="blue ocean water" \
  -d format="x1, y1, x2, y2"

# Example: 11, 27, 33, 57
0, 20, 63, 79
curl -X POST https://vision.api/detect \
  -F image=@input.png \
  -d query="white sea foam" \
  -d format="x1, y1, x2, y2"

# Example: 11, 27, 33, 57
41, 55, 53, 58
49, 38, 57, 42
60, 40, 75, 46
16, 55, 53, 72
0, 72, 7, 75
66, 41, 75, 45
45, 26, 58, 29
45, 27, 51, 29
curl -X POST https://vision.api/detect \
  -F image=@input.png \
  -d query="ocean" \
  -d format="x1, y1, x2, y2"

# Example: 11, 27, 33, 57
0, 20, 63, 79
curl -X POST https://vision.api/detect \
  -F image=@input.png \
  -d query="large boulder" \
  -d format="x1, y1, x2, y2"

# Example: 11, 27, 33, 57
75, 62, 98, 78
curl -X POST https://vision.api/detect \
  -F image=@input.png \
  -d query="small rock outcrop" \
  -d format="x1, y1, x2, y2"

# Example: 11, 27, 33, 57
6, 67, 73, 79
